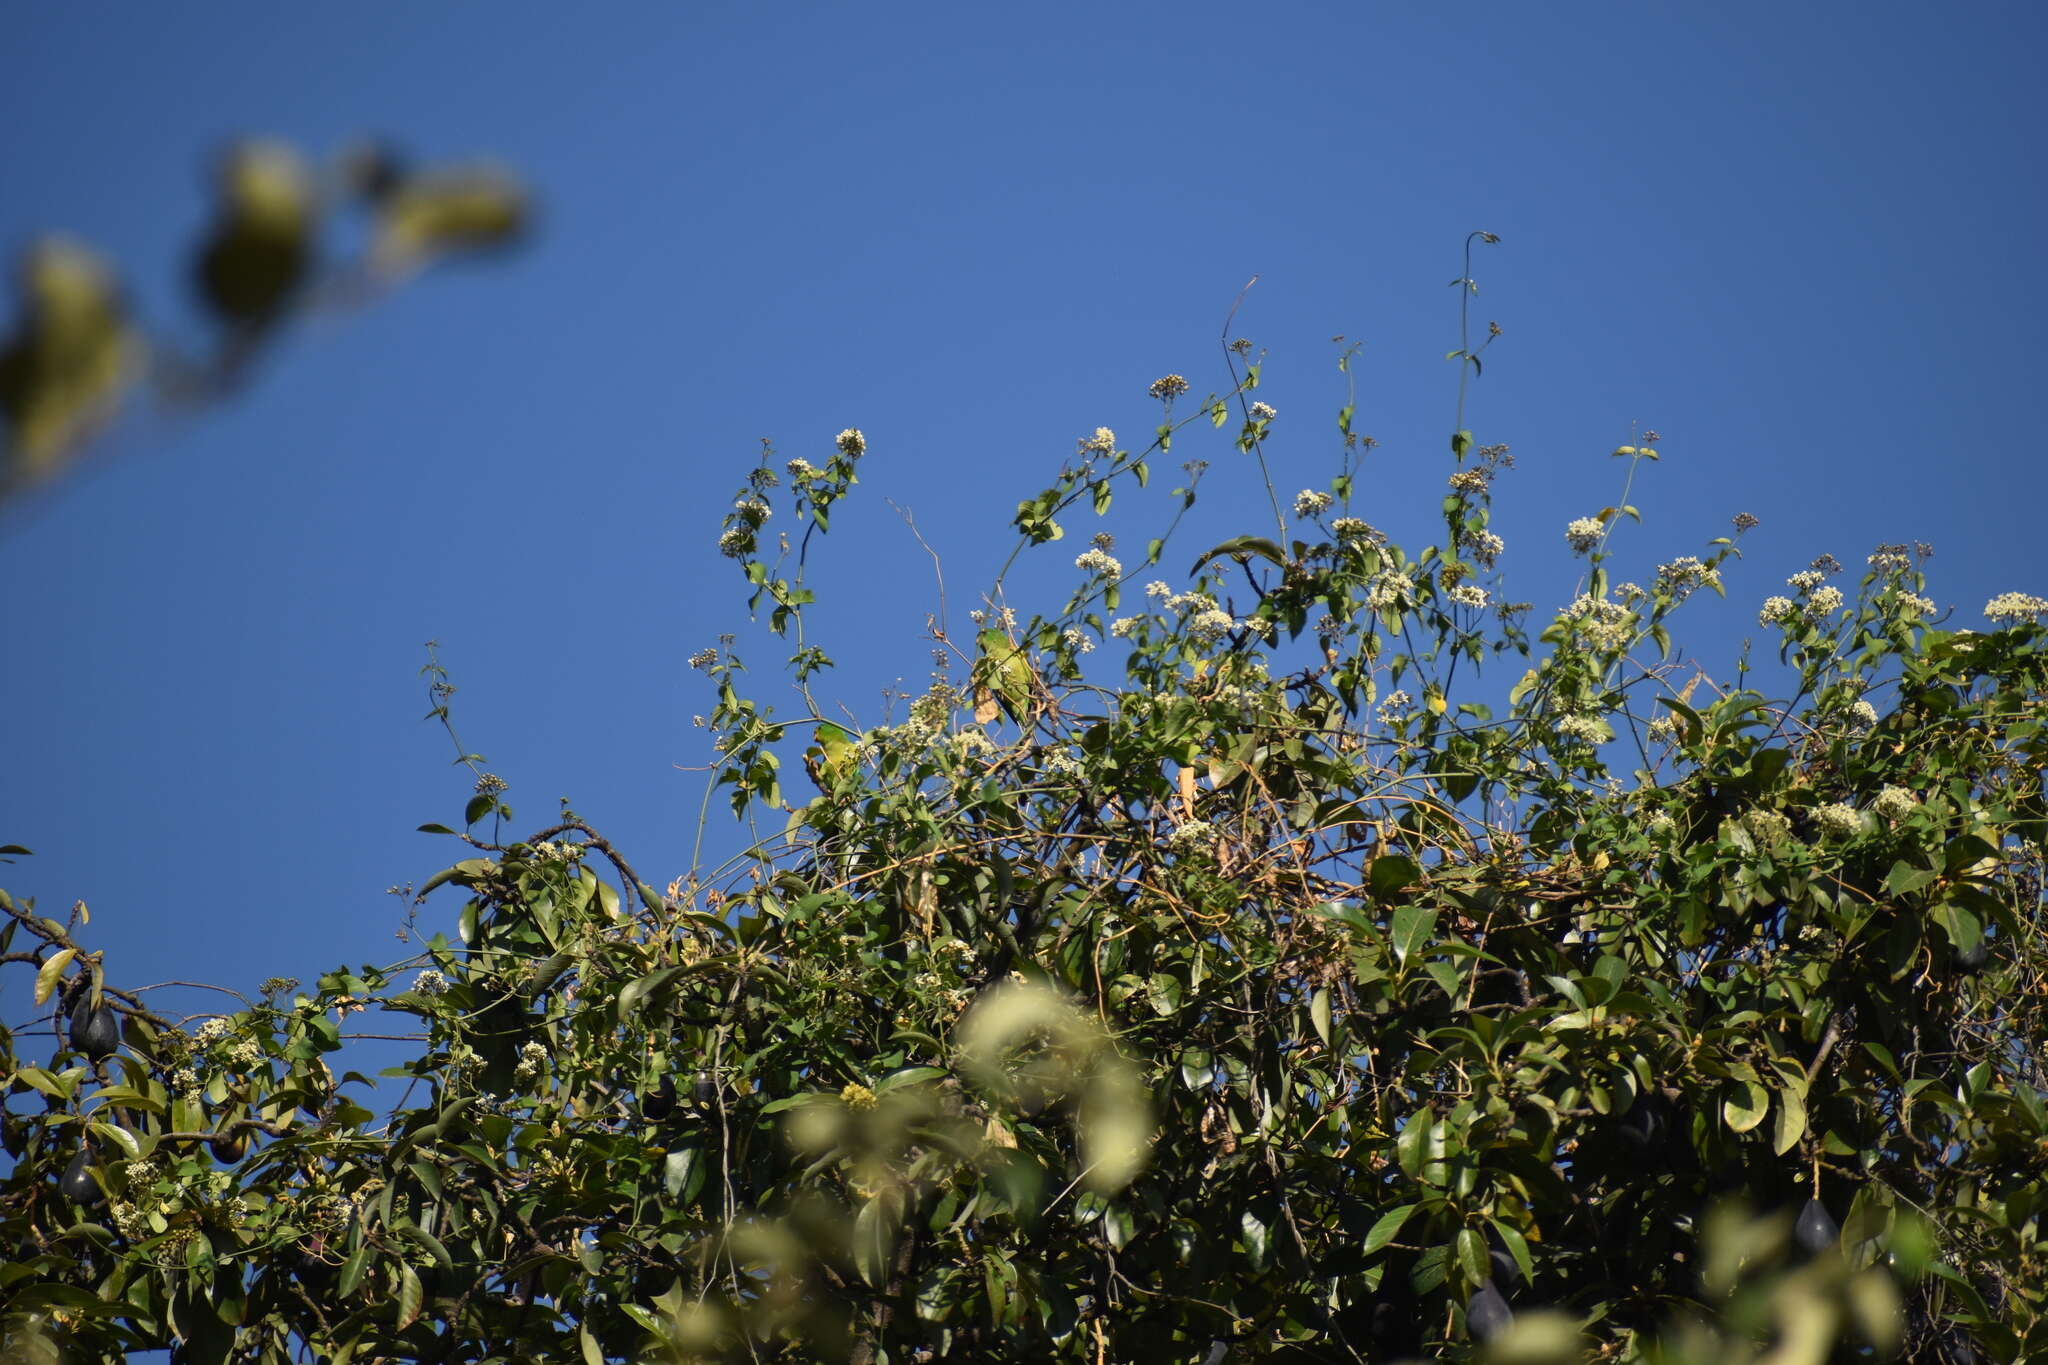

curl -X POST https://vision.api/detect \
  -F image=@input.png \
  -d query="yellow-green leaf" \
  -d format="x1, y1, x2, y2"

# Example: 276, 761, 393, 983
34, 947, 77, 1005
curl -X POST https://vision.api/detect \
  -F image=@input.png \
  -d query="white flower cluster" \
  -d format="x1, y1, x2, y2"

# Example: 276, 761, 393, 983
785, 457, 818, 480
1042, 748, 1082, 778
1367, 571, 1414, 612
1448, 469, 1489, 496
1447, 584, 1489, 610
1110, 616, 1143, 638
1893, 592, 1935, 617
1074, 547, 1122, 578
1188, 608, 1237, 644
1249, 401, 1277, 421
1565, 517, 1604, 554
1561, 595, 1636, 653
1846, 700, 1878, 731
733, 497, 770, 526
1646, 714, 1680, 744
1985, 591, 2048, 624
1461, 529, 1504, 567
1293, 489, 1334, 518
1656, 556, 1721, 601
835, 428, 866, 458
1166, 820, 1215, 853
688, 647, 719, 670
1807, 585, 1845, 616
1872, 785, 1918, 821
1758, 595, 1796, 628
513, 1039, 550, 1085
1743, 809, 1792, 845
1867, 546, 1911, 573
1375, 689, 1411, 724
1078, 427, 1117, 457
414, 969, 449, 996
1787, 569, 1827, 592
954, 729, 996, 759
1331, 517, 1385, 545
968, 606, 1019, 630
1554, 714, 1607, 746
718, 526, 753, 558
195, 1018, 231, 1047
1813, 802, 1863, 839
1647, 811, 1679, 839
1062, 627, 1096, 655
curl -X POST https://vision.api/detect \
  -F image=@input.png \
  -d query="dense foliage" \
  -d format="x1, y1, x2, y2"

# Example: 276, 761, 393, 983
5, 237, 2048, 1364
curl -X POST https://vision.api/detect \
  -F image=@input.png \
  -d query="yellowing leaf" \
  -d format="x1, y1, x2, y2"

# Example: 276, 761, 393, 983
34, 947, 76, 1005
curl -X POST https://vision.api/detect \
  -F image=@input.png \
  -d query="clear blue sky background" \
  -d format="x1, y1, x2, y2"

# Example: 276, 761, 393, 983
3, 4, 2043, 1028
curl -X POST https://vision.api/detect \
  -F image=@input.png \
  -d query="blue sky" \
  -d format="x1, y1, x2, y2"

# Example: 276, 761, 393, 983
3, 3, 2043, 1024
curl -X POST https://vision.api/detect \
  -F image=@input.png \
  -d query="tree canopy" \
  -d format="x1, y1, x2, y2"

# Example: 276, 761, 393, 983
4, 229, 2047, 1365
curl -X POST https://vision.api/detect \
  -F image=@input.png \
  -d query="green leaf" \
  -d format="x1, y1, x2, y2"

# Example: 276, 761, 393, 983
1722, 1079, 1770, 1134
395, 1263, 423, 1331
1456, 1226, 1487, 1285
1391, 904, 1437, 966
663, 1146, 703, 1203
1772, 1084, 1808, 1155
1310, 987, 1332, 1048
1187, 535, 1286, 575
1370, 855, 1419, 899
1363, 1203, 1418, 1255
1241, 1208, 1269, 1270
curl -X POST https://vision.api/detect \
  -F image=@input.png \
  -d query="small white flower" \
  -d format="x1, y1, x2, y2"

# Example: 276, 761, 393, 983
733, 497, 770, 526
414, 970, 448, 996
1647, 811, 1678, 839
1646, 714, 1680, 744
1461, 530, 1504, 567
1074, 548, 1122, 578
1895, 593, 1935, 617
688, 647, 719, 670
195, 1019, 232, 1047
1846, 699, 1878, 730
718, 526, 753, 558
1145, 580, 1173, 600
1249, 401, 1277, 422
1110, 616, 1144, 638
1167, 819, 1214, 852
1565, 517, 1604, 554
1448, 584, 1489, 609
1331, 517, 1385, 545
1448, 470, 1489, 496
1187, 608, 1237, 643
1814, 802, 1863, 839
1062, 627, 1096, 655
1787, 570, 1825, 592
1985, 591, 2048, 624
1554, 714, 1607, 746
1561, 595, 1636, 653
1872, 786, 1918, 820
1367, 571, 1414, 612
1807, 585, 1845, 616
1375, 689, 1411, 723
835, 428, 866, 458
1743, 809, 1792, 845
1656, 556, 1721, 600
1042, 748, 1083, 777
1078, 427, 1117, 457
1293, 489, 1334, 518
1759, 596, 1796, 627
785, 457, 818, 480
